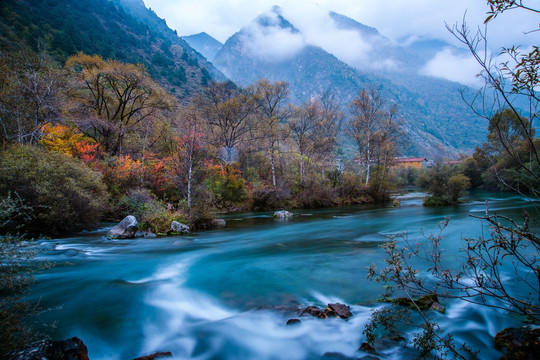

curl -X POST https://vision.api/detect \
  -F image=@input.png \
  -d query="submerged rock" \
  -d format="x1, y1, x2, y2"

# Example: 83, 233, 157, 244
135, 231, 157, 238
210, 218, 226, 228
430, 302, 446, 314
108, 215, 138, 239
300, 305, 325, 318
133, 352, 173, 360
286, 318, 302, 326
170, 221, 189, 233
495, 326, 540, 360
359, 342, 376, 353
274, 210, 293, 218
299, 303, 353, 320
391, 294, 440, 311
2, 337, 89, 360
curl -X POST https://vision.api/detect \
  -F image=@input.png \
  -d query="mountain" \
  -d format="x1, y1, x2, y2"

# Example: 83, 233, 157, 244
183, 32, 223, 62
0, 0, 225, 100
212, 7, 486, 157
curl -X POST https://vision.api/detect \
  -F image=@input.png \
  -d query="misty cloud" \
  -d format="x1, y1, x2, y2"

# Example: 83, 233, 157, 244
284, 6, 373, 69
421, 48, 483, 87
240, 10, 306, 62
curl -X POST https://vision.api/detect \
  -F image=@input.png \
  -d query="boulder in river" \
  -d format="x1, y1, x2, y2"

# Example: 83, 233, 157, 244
133, 352, 173, 360
108, 215, 138, 239
286, 318, 302, 326
300, 305, 325, 318
299, 303, 353, 320
494, 326, 540, 360
274, 210, 293, 219
135, 231, 157, 238
2, 337, 89, 360
391, 294, 440, 311
327, 303, 353, 319
170, 221, 189, 233
210, 218, 226, 228
429, 302, 446, 314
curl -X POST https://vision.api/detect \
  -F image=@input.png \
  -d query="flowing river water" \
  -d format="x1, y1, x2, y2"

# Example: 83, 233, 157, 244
31, 191, 536, 359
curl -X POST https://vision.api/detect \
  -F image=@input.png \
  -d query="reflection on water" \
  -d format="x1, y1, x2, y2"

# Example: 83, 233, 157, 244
32, 191, 534, 359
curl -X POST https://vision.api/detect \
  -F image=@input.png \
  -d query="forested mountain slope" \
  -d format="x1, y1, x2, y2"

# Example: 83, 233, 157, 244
0, 0, 225, 100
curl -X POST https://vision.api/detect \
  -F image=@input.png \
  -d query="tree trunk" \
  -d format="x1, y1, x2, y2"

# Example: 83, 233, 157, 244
300, 154, 304, 184
270, 146, 277, 187
187, 159, 193, 213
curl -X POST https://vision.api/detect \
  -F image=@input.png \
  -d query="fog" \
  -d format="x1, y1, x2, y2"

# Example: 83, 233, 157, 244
144, 0, 539, 86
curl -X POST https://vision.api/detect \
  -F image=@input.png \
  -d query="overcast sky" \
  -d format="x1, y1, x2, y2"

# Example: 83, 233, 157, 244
142, 0, 539, 86
143, 0, 537, 46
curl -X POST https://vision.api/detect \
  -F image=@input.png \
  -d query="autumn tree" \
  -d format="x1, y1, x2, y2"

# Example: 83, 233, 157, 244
197, 80, 257, 164
0, 47, 63, 146
289, 93, 343, 184
348, 88, 399, 186
250, 79, 291, 187
65, 53, 173, 156
318, 90, 344, 168
167, 106, 208, 213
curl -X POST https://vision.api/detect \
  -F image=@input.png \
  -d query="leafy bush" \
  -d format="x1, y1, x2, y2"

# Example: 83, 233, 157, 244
206, 164, 248, 208
335, 172, 371, 205
250, 186, 292, 211
417, 164, 470, 206
294, 180, 337, 209
116, 188, 186, 234
0, 145, 108, 235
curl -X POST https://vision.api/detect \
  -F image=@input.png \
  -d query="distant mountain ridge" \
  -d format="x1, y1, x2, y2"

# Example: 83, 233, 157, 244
183, 32, 223, 62
208, 7, 485, 157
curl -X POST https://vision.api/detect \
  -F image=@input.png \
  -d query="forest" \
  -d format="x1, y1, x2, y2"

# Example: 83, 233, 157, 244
0, 46, 535, 237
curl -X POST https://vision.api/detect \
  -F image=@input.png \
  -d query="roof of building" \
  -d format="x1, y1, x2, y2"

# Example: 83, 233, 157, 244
393, 157, 428, 163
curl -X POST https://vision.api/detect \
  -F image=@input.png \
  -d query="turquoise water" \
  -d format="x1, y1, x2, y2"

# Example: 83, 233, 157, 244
31, 191, 536, 359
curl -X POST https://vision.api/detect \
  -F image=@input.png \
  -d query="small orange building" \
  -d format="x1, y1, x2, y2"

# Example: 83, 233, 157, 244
392, 157, 428, 169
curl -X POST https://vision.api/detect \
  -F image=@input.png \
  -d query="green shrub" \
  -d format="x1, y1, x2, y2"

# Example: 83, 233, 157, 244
417, 164, 470, 206
206, 164, 247, 208
0, 145, 108, 235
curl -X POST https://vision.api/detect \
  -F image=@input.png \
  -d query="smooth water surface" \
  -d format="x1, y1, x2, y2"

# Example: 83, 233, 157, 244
32, 192, 536, 359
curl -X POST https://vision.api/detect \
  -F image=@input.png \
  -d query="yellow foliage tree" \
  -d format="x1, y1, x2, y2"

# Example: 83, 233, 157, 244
65, 53, 173, 156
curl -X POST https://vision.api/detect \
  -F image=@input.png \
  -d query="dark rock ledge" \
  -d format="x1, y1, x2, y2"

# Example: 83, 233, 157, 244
0, 337, 172, 360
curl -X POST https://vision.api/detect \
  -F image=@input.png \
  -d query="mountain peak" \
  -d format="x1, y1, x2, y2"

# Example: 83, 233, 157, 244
255, 6, 299, 33
328, 11, 381, 37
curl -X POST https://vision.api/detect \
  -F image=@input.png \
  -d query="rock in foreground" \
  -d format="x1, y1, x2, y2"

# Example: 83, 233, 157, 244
327, 303, 353, 319
495, 326, 540, 360
133, 352, 173, 360
2, 337, 89, 360
299, 303, 353, 320
108, 215, 138, 239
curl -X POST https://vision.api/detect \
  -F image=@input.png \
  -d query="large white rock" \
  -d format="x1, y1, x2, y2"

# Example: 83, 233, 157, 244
171, 221, 190, 233
273, 210, 293, 218
108, 215, 138, 239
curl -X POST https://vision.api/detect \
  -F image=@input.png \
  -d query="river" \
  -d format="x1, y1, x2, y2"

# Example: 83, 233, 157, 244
31, 191, 536, 359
